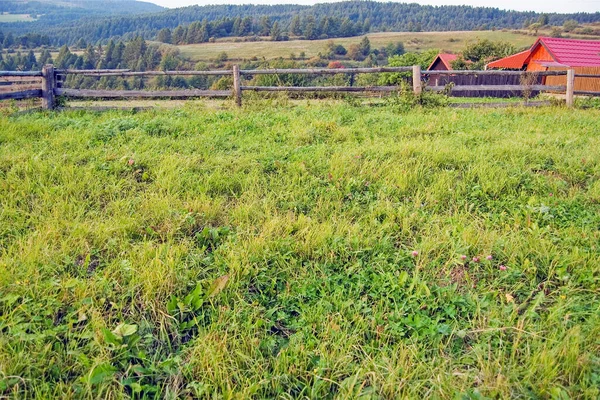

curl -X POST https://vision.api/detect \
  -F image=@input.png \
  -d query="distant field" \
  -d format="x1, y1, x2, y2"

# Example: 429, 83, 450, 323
176, 29, 598, 62
0, 14, 37, 23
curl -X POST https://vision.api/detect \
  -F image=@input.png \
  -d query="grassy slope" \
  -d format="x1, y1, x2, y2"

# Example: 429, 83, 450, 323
0, 103, 599, 398
175, 29, 599, 62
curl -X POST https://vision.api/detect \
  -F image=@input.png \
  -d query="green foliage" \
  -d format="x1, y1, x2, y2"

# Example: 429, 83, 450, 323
0, 104, 599, 398
452, 39, 517, 70
385, 84, 449, 112
379, 49, 439, 85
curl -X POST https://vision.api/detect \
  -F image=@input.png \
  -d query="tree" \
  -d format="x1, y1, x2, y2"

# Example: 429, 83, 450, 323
259, 16, 272, 36
538, 14, 549, 26
271, 22, 282, 41
82, 45, 98, 69
454, 39, 516, 70
528, 22, 542, 35
55, 45, 75, 69
3, 33, 14, 48
290, 15, 302, 36
157, 28, 172, 44
358, 36, 371, 56
386, 42, 405, 57
347, 44, 364, 61
563, 20, 578, 32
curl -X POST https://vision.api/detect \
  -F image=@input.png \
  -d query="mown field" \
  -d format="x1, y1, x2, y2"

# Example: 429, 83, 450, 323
0, 14, 37, 23
175, 29, 599, 62
0, 102, 599, 398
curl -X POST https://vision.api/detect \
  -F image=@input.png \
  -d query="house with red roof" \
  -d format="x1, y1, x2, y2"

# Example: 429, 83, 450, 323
426, 53, 458, 87
486, 37, 600, 92
428, 53, 458, 71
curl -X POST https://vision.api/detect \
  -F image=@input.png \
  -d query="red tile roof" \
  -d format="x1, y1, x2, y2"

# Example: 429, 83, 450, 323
486, 37, 600, 69
427, 53, 457, 70
534, 37, 600, 67
486, 50, 530, 69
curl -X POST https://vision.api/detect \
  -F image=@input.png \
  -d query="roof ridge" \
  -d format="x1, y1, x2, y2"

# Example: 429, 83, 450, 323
540, 36, 600, 45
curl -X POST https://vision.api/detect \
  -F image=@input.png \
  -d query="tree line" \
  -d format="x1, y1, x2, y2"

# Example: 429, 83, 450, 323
3, 1, 599, 46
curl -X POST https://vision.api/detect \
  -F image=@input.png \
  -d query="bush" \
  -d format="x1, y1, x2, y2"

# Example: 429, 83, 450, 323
385, 83, 449, 112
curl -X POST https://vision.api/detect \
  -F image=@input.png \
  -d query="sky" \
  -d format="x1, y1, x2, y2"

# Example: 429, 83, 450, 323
146, 0, 599, 14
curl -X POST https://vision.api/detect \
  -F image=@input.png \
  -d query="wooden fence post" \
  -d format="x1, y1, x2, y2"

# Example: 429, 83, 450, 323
41, 64, 55, 110
566, 68, 575, 108
412, 65, 422, 95
232, 65, 242, 107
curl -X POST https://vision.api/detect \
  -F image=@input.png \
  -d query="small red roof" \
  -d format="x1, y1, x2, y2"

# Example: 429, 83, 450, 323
427, 53, 457, 70
486, 50, 530, 69
534, 37, 600, 67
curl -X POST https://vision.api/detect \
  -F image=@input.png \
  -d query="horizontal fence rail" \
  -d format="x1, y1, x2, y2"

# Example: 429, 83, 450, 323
55, 88, 231, 98
422, 70, 569, 76
57, 70, 234, 77
1, 65, 599, 109
428, 85, 566, 92
0, 89, 42, 101
241, 86, 400, 92
240, 67, 413, 75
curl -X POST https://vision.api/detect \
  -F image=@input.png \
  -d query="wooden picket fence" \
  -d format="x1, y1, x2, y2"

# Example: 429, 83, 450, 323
0, 64, 598, 109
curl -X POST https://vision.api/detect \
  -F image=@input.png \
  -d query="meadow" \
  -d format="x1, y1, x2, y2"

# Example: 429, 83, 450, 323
0, 101, 599, 398
175, 29, 598, 62
0, 14, 37, 23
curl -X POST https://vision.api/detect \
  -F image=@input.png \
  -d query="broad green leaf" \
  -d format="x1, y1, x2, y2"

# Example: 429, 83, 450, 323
88, 363, 117, 385
112, 323, 138, 338
102, 328, 121, 346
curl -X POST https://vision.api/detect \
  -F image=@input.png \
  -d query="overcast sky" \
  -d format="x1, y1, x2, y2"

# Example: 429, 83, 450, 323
146, 0, 599, 14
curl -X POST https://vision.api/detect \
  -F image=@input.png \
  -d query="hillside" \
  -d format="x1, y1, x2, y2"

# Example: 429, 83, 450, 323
1, 103, 599, 397
2, 1, 600, 45
175, 30, 543, 62
0, 0, 163, 36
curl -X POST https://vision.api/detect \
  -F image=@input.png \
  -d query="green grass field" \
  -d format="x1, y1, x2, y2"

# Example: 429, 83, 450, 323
175, 29, 599, 62
1, 102, 599, 398
0, 14, 37, 23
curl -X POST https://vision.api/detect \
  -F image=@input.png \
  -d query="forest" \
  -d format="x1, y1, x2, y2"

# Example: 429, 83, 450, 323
2, 1, 600, 46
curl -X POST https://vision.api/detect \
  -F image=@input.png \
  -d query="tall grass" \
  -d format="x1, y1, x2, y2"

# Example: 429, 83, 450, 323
0, 102, 599, 398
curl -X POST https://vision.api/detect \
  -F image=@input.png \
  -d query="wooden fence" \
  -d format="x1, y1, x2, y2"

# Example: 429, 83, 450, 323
1, 65, 598, 109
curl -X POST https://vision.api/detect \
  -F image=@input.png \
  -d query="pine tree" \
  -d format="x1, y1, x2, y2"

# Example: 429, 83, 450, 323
157, 28, 172, 44
271, 22, 282, 41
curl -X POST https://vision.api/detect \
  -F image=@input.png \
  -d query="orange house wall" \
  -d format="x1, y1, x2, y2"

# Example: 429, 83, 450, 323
526, 44, 600, 92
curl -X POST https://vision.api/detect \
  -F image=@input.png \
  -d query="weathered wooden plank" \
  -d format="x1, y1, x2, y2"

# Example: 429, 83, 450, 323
42, 65, 56, 110
233, 65, 242, 107
60, 70, 233, 77
241, 86, 400, 92
423, 70, 568, 76
0, 76, 42, 83
413, 65, 422, 95
0, 84, 41, 92
574, 91, 600, 96
55, 88, 231, 98
0, 71, 43, 77
428, 85, 565, 92
450, 101, 551, 108
0, 89, 42, 101
240, 67, 413, 75
566, 69, 575, 107
57, 69, 131, 74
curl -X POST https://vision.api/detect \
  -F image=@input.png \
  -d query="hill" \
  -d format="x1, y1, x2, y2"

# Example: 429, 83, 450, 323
174, 30, 546, 62
0, 0, 163, 36
2, 1, 600, 46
